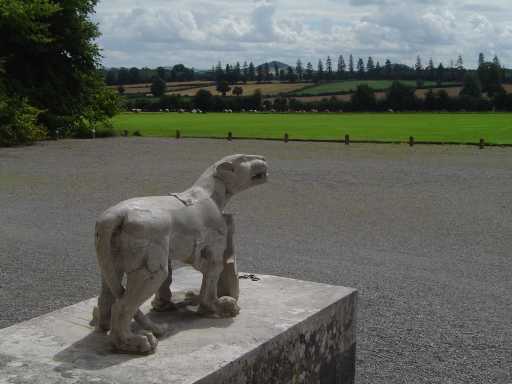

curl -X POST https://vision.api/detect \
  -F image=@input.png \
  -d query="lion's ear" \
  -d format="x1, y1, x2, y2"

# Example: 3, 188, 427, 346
216, 162, 235, 174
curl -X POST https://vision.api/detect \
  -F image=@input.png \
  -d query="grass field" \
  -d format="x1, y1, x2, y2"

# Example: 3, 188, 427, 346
112, 112, 512, 144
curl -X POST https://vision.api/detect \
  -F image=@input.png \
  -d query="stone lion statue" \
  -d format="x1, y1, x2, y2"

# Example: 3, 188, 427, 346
92, 154, 268, 354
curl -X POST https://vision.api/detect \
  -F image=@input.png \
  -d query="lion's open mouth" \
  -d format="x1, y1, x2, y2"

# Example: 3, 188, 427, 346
251, 171, 267, 181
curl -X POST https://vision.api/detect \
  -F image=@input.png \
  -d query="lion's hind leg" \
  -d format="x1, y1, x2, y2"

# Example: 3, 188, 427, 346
96, 277, 118, 332
109, 242, 169, 354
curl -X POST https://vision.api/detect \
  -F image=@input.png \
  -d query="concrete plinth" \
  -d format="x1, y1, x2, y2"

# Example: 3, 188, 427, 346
0, 268, 357, 384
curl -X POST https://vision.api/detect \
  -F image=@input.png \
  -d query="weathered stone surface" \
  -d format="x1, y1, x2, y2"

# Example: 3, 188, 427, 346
0, 267, 357, 384
94, 154, 268, 353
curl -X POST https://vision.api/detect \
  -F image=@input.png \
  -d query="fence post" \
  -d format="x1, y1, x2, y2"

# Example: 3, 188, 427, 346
479, 138, 485, 149
284, 133, 289, 143
228, 131, 233, 141
409, 136, 414, 146
176, 129, 181, 139
344, 134, 350, 145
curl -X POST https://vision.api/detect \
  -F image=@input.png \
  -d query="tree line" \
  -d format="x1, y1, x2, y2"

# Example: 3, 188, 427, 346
126, 57, 511, 113
104, 53, 511, 88
126, 81, 512, 114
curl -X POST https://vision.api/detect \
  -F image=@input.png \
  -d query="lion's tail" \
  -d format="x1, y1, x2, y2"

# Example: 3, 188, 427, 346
95, 210, 125, 299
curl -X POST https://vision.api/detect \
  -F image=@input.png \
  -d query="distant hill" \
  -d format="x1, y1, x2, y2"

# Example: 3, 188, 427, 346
257, 61, 291, 75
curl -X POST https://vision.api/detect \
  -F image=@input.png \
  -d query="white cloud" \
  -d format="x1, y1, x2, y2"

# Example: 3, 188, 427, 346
93, 0, 512, 68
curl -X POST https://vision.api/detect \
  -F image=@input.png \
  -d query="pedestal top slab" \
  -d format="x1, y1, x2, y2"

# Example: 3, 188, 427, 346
0, 268, 356, 384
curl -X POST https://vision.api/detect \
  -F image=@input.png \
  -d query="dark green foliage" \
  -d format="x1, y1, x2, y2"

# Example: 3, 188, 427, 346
477, 62, 503, 97
493, 91, 512, 111
0, 96, 45, 146
150, 77, 166, 97
0, 0, 119, 144
133, 130, 142, 136
193, 89, 213, 110
216, 80, 231, 96
351, 85, 376, 111
386, 81, 417, 111
460, 73, 482, 98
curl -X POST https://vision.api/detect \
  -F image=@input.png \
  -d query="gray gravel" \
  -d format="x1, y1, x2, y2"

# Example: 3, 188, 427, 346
1, 138, 511, 383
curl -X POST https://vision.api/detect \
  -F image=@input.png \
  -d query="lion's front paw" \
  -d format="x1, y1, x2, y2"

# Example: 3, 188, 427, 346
111, 332, 158, 355
214, 296, 240, 318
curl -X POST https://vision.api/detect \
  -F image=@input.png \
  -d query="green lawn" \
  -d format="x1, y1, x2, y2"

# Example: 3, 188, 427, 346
292, 80, 455, 95
112, 112, 512, 144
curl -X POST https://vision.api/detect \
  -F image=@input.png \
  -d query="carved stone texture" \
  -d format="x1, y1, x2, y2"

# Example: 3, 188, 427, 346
92, 154, 268, 354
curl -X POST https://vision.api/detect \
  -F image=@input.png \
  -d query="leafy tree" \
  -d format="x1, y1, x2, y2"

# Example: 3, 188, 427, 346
424, 89, 437, 111
456, 55, 464, 71
459, 73, 482, 98
242, 61, 249, 80
296, 59, 303, 80
493, 55, 501, 67
105, 70, 117, 85
386, 81, 416, 111
384, 59, 392, 76
477, 62, 503, 96
232, 86, 243, 96
337, 55, 346, 78
427, 58, 435, 80
256, 65, 263, 82
287, 66, 297, 82
0, 93, 44, 146
215, 61, 223, 81
367, 57, 375, 73
263, 63, 270, 81
326, 56, 333, 77
415, 56, 422, 71
117, 68, 130, 85
349, 55, 355, 74
478, 53, 485, 67
305, 62, 313, 80
427, 59, 434, 71
351, 85, 376, 111
436, 89, 450, 110
436, 63, 445, 86
129, 67, 141, 84
357, 58, 365, 76
193, 89, 213, 110
234, 62, 241, 81
216, 80, 231, 96
248, 62, 256, 81
252, 89, 262, 110
0, 0, 118, 140
493, 89, 512, 111
151, 76, 167, 97
317, 59, 324, 81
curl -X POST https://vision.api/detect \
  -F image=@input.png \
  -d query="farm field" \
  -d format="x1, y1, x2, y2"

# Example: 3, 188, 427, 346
166, 81, 308, 96
292, 80, 457, 95
108, 81, 212, 95
291, 84, 512, 103
112, 112, 512, 144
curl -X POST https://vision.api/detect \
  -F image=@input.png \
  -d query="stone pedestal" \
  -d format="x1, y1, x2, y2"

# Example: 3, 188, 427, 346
0, 268, 357, 384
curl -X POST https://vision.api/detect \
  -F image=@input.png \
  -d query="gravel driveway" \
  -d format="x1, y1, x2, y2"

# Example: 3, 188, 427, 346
1, 138, 511, 383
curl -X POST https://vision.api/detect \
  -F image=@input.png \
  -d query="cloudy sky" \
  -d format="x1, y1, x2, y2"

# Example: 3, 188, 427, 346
94, 0, 511, 69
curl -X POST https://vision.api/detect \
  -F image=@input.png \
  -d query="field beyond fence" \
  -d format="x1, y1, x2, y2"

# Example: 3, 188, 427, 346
111, 112, 512, 145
